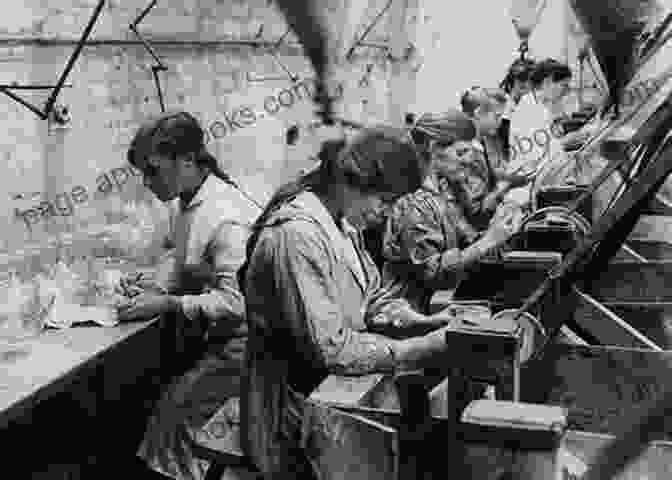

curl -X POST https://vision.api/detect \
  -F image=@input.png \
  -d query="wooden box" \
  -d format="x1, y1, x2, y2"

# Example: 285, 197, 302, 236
459, 399, 568, 480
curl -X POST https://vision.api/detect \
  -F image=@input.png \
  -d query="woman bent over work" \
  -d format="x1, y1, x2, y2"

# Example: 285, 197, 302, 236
121, 111, 262, 480
238, 127, 462, 479
382, 110, 522, 314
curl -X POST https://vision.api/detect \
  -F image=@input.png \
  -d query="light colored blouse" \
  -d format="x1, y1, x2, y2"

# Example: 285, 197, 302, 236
241, 190, 413, 475
158, 174, 261, 337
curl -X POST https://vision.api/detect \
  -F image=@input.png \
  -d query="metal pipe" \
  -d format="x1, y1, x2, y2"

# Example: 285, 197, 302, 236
0, 88, 48, 119
129, 26, 167, 68
0, 38, 305, 48
151, 66, 166, 112
44, 0, 106, 116
0, 85, 72, 89
346, 0, 394, 60
131, 0, 160, 28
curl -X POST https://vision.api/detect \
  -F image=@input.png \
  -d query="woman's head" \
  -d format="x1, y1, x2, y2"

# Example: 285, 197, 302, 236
501, 58, 536, 101
460, 87, 507, 136
531, 58, 572, 104
127, 110, 226, 202
327, 126, 426, 228
408, 109, 477, 179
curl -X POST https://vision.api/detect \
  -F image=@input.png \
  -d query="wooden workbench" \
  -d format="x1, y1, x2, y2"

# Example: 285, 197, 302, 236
0, 318, 161, 430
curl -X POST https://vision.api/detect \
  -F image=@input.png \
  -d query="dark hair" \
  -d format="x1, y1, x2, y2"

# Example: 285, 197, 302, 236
405, 113, 429, 147
406, 110, 477, 158
127, 110, 233, 185
530, 58, 572, 87
501, 58, 537, 93
460, 87, 508, 117
238, 127, 425, 292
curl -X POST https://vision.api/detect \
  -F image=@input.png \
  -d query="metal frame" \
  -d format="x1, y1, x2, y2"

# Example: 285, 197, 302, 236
345, 0, 395, 61
518, 99, 672, 361
246, 25, 298, 83
129, 0, 168, 112
0, 0, 105, 120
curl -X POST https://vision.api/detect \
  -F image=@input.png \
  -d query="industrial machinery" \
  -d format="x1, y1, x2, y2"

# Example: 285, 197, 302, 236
301, 1, 672, 479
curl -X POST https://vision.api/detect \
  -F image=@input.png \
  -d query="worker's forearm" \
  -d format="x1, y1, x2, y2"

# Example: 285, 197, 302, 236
453, 235, 498, 269
391, 326, 450, 371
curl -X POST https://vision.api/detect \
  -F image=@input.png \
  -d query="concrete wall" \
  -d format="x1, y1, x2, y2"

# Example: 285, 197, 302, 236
0, 0, 422, 253
0, 0, 588, 257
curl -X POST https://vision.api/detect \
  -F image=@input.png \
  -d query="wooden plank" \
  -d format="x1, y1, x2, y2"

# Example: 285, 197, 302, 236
626, 240, 672, 260
521, 344, 672, 437
603, 302, 672, 350
629, 215, 672, 243
310, 374, 387, 407
302, 400, 399, 480
586, 262, 672, 302
572, 289, 663, 350
618, 244, 649, 262
563, 430, 672, 479
0, 318, 159, 429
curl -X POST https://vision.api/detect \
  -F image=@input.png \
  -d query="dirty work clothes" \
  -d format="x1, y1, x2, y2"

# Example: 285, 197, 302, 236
443, 143, 494, 226
241, 191, 417, 478
381, 175, 480, 313
138, 174, 262, 480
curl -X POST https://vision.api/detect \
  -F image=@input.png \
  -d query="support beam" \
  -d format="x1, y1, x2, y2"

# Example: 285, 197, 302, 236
626, 240, 672, 260
629, 214, 672, 244
585, 262, 672, 302
619, 244, 649, 262
605, 302, 672, 349
572, 289, 663, 350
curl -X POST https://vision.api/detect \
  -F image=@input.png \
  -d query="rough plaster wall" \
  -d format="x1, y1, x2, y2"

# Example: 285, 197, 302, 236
0, 0, 417, 253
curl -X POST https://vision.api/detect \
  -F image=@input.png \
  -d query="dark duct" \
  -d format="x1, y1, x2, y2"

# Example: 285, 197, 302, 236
568, 0, 662, 113
274, 0, 333, 123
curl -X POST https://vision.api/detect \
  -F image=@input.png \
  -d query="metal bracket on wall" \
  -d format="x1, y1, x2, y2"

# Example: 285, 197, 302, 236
246, 25, 299, 83
0, 0, 105, 121
129, 0, 168, 112
0, 84, 72, 119
345, 0, 394, 61
358, 64, 374, 87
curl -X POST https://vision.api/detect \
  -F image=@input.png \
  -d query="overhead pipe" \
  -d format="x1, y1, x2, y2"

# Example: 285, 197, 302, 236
44, 0, 106, 117
0, 38, 307, 48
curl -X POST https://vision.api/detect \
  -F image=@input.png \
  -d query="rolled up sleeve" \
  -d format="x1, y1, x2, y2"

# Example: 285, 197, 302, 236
386, 201, 466, 289
179, 222, 247, 331
271, 223, 396, 375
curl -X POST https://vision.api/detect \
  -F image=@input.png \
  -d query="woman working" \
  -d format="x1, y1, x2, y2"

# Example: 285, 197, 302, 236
460, 87, 529, 223
120, 111, 262, 480
382, 110, 522, 313
238, 126, 463, 479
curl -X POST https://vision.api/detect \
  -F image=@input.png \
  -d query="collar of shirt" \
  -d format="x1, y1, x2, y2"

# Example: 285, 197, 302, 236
287, 191, 368, 288
179, 174, 217, 212
421, 174, 442, 195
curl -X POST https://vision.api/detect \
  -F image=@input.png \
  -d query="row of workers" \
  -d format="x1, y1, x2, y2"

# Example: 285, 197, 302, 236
116, 56, 595, 480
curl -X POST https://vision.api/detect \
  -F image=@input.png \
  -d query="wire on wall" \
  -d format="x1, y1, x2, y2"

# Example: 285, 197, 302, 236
345, 0, 395, 61
0, 0, 105, 122
247, 25, 299, 83
129, 0, 168, 112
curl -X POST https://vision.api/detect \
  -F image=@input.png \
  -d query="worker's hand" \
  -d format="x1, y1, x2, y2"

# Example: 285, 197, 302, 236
481, 191, 502, 213
485, 205, 524, 246
116, 292, 178, 321
426, 310, 462, 329
433, 303, 491, 329
114, 277, 143, 298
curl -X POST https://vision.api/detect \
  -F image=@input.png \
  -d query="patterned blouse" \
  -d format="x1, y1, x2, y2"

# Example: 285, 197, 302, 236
381, 175, 480, 313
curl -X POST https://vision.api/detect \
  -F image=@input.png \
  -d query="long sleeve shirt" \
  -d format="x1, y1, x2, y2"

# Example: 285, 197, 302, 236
157, 174, 261, 340
241, 191, 414, 476
381, 175, 479, 312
